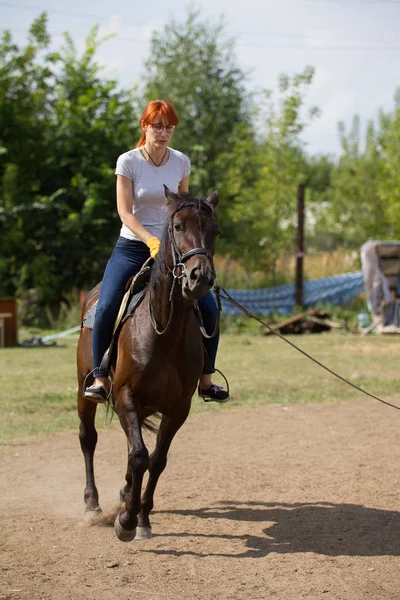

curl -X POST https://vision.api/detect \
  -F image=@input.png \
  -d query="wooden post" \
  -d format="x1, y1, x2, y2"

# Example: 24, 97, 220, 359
0, 297, 18, 346
295, 183, 305, 308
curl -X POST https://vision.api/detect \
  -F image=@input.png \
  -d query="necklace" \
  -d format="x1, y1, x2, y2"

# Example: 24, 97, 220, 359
143, 145, 168, 167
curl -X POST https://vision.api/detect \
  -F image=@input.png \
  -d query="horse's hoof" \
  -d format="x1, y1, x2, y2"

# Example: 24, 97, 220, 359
135, 526, 152, 540
83, 506, 102, 524
114, 515, 136, 542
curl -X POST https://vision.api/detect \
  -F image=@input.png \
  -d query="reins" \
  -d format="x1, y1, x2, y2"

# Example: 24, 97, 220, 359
193, 290, 221, 339
148, 278, 178, 335
216, 285, 400, 412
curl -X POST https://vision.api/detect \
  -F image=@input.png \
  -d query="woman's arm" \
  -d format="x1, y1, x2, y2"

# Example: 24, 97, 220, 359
179, 174, 190, 194
116, 175, 154, 243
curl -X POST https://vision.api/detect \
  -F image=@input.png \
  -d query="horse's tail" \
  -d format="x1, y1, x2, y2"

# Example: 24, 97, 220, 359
104, 411, 160, 433
142, 413, 161, 434
104, 391, 160, 432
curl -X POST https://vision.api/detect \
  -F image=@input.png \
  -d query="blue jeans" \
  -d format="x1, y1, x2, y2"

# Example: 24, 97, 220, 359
92, 237, 219, 378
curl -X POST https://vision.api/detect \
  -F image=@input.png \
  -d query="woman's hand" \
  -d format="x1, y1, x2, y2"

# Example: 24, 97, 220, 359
146, 237, 161, 259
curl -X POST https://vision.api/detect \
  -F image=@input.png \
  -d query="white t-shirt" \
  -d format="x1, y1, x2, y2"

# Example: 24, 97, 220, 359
115, 147, 191, 241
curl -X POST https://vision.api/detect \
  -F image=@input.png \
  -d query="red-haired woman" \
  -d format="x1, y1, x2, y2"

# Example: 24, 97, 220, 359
85, 100, 229, 404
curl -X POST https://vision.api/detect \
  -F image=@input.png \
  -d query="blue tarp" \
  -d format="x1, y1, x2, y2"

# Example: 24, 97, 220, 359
220, 271, 364, 316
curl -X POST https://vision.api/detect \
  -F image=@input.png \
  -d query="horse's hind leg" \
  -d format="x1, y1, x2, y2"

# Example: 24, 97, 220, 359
136, 412, 188, 539
114, 387, 149, 542
78, 388, 101, 521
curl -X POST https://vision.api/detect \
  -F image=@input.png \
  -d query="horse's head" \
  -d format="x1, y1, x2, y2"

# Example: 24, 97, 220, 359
163, 186, 220, 300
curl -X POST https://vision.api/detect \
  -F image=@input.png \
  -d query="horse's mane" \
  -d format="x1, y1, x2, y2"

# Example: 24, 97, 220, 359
149, 193, 215, 291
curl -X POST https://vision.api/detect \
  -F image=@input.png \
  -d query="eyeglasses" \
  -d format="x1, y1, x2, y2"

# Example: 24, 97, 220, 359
151, 124, 176, 134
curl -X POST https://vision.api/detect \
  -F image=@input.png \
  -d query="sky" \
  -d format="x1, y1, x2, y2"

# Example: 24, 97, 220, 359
2, 0, 400, 156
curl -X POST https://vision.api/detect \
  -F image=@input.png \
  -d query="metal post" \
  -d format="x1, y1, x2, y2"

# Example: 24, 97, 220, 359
295, 183, 305, 308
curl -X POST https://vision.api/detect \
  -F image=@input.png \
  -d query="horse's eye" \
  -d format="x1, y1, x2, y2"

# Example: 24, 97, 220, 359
174, 224, 182, 232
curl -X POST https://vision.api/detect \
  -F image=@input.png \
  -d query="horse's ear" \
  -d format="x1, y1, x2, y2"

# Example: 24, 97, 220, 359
163, 185, 181, 207
207, 190, 219, 208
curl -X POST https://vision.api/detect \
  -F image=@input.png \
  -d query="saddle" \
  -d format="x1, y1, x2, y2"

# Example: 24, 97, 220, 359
82, 257, 154, 372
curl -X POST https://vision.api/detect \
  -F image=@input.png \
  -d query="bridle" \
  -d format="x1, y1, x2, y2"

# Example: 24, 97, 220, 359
149, 201, 220, 336
169, 201, 215, 276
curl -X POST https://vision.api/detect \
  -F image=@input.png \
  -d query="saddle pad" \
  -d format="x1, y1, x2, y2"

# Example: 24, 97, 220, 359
81, 259, 153, 331
82, 300, 98, 330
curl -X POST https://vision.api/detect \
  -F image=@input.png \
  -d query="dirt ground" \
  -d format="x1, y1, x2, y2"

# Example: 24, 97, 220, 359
2, 399, 400, 600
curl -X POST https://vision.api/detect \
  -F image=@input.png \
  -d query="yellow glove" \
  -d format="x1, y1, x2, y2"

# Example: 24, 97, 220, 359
146, 236, 161, 259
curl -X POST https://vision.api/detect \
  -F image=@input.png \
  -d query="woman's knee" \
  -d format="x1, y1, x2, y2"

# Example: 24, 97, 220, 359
95, 298, 120, 324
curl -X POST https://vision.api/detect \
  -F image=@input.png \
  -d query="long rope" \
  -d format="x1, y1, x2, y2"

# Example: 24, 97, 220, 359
217, 286, 400, 412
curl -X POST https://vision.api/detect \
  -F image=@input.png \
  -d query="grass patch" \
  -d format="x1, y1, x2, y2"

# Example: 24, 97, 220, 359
1, 330, 400, 444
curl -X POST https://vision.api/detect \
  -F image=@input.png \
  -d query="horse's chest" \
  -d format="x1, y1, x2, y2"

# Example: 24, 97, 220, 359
117, 317, 203, 401
146, 335, 202, 375
139, 337, 202, 395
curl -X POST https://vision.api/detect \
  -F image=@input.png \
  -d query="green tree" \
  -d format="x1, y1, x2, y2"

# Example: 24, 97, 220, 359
44, 26, 140, 300
312, 115, 388, 248
377, 90, 400, 237
215, 67, 320, 277
0, 14, 140, 317
142, 8, 250, 195
303, 154, 337, 251
0, 15, 55, 298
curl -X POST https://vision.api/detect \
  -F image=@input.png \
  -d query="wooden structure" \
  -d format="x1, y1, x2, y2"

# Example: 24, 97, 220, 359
361, 241, 400, 333
295, 183, 305, 307
0, 297, 18, 347
263, 309, 343, 336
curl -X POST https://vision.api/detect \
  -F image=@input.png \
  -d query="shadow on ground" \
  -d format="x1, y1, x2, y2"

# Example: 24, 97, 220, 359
145, 500, 400, 559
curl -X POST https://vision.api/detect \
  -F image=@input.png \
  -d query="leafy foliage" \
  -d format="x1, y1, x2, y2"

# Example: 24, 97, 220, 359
0, 15, 139, 315
309, 96, 400, 249
377, 92, 400, 237
215, 68, 319, 274
143, 9, 250, 195
2, 9, 400, 322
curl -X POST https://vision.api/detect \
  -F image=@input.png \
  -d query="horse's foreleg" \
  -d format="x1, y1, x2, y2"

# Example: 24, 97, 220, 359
114, 387, 149, 542
120, 449, 132, 503
137, 412, 188, 539
78, 391, 101, 519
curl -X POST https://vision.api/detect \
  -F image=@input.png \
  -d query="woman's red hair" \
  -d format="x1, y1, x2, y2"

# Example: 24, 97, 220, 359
136, 100, 179, 147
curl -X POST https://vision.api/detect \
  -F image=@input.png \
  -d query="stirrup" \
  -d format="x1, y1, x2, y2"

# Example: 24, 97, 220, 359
84, 384, 109, 404
83, 369, 113, 403
198, 383, 230, 403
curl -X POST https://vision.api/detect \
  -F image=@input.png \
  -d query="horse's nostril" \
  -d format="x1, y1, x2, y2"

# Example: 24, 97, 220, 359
190, 267, 199, 281
189, 265, 214, 287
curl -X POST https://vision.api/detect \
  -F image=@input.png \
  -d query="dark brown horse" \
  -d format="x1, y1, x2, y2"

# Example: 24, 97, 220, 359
77, 187, 220, 541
